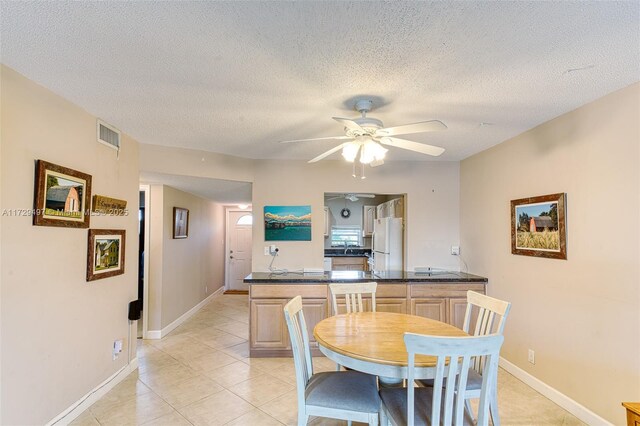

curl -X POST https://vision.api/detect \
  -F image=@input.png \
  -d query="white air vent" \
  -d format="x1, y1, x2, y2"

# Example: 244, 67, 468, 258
97, 119, 121, 150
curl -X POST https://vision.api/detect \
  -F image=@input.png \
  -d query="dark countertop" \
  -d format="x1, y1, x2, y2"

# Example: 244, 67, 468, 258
244, 270, 487, 283
324, 253, 370, 258
324, 248, 371, 257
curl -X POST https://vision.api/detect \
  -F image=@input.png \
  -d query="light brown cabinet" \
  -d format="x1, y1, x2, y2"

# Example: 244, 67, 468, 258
331, 256, 369, 271
410, 298, 447, 322
249, 281, 486, 357
250, 299, 289, 350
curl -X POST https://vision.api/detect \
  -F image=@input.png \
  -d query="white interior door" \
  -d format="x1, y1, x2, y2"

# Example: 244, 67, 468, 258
226, 210, 253, 291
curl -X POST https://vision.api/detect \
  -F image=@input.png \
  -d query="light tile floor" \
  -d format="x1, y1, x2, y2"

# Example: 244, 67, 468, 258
72, 294, 584, 425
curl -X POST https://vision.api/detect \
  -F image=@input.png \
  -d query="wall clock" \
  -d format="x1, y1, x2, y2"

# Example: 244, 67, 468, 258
340, 208, 351, 218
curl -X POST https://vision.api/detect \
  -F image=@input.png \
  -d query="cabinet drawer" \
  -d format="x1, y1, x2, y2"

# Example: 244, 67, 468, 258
411, 283, 485, 298
250, 284, 327, 299
376, 283, 407, 298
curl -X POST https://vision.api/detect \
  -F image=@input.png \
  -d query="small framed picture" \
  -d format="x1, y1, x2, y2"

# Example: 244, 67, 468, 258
33, 160, 92, 228
173, 207, 189, 239
87, 229, 126, 281
511, 193, 567, 259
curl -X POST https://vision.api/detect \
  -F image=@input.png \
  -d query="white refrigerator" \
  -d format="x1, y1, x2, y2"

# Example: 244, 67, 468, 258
372, 217, 403, 272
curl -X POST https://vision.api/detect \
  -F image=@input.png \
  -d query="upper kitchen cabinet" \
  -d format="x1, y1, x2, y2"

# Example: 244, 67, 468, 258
363, 205, 376, 236
376, 197, 404, 219
324, 206, 329, 237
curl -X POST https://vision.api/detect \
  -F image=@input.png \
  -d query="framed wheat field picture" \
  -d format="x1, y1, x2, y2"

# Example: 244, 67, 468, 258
87, 229, 126, 281
511, 193, 567, 260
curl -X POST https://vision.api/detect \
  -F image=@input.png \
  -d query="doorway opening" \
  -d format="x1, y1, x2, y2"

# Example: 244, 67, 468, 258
138, 185, 150, 339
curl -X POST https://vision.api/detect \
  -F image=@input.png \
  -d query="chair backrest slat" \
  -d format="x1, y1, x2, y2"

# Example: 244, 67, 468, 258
284, 296, 314, 404
462, 292, 511, 376
329, 282, 377, 314
404, 333, 504, 426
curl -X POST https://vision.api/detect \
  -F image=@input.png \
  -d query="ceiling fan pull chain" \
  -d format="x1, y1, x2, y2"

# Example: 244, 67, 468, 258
352, 162, 356, 178
361, 163, 366, 179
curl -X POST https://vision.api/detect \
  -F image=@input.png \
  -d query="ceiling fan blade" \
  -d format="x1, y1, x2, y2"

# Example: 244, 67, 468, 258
326, 196, 342, 201
379, 137, 445, 157
279, 136, 351, 144
353, 193, 376, 198
375, 120, 447, 137
332, 117, 364, 133
308, 143, 346, 163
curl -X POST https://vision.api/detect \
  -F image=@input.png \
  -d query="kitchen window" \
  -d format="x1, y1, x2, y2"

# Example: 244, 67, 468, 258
331, 226, 362, 247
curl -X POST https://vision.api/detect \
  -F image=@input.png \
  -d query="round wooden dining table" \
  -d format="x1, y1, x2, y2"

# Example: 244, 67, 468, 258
313, 312, 468, 380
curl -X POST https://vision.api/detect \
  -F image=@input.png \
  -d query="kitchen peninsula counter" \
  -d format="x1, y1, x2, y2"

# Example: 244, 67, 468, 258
245, 270, 487, 283
246, 271, 487, 357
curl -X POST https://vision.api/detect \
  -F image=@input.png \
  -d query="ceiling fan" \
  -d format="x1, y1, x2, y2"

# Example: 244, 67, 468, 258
280, 99, 447, 167
326, 193, 376, 202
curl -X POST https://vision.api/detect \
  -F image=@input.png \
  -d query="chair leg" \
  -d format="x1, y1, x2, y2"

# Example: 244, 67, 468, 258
490, 386, 501, 426
297, 411, 309, 426
380, 405, 389, 426
464, 398, 476, 423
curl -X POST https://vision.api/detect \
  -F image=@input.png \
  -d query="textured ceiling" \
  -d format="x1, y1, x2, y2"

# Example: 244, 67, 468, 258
1, 1, 638, 162
140, 172, 252, 204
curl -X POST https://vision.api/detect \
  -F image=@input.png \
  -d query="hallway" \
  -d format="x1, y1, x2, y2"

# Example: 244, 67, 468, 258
71, 293, 583, 425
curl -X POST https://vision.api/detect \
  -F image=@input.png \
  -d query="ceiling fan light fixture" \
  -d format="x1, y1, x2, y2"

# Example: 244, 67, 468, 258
359, 140, 387, 164
341, 142, 360, 162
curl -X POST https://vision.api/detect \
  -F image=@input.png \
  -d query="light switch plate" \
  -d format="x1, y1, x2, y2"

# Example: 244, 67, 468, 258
451, 246, 460, 255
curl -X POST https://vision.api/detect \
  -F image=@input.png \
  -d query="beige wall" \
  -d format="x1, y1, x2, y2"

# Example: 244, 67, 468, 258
252, 160, 461, 271
0, 66, 140, 424
139, 143, 255, 183
146, 184, 225, 331
460, 83, 640, 424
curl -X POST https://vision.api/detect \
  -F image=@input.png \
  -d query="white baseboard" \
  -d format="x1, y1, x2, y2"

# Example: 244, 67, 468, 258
47, 358, 138, 426
499, 357, 611, 426
146, 286, 223, 340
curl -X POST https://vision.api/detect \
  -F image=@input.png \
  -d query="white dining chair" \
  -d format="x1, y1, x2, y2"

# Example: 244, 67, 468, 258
329, 282, 379, 373
380, 333, 504, 426
283, 296, 380, 426
417, 291, 511, 425
329, 282, 378, 314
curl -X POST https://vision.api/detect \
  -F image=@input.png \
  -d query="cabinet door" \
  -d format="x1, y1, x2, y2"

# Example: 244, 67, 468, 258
363, 205, 376, 236
301, 299, 328, 347
250, 299, 289, 349
448, 298, 469, 330
376, 298, 407, 314
411, 298, 446, 322
324, 207, 329, 237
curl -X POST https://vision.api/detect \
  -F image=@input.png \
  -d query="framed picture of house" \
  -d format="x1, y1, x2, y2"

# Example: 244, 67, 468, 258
33, 160, 92, 228
511, 193, 566, 259
87, 229, 126, 281
173, 207, 189, 239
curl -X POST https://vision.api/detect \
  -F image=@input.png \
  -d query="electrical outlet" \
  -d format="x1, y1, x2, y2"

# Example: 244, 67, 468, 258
528, 349, 535, 364
113, 339, 123, 360
269, 245, 279, 256
451, 246, 460, 256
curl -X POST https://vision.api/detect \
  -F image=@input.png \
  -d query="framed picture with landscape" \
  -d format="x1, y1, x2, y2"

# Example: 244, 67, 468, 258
511, 193, 566, 259
264, 205, 311, 241
87, 229, 125, 281
33, 160, 92, 228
